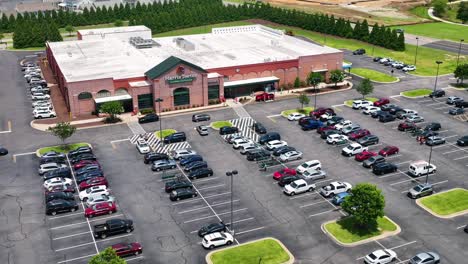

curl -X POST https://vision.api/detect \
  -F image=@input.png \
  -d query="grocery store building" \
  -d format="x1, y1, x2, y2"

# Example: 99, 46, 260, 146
46, 25, 343, 117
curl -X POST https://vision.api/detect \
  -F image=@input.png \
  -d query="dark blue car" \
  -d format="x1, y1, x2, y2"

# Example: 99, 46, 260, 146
300, 120, 324, 131
180, 155, 203, 167
332, 192, 351, 205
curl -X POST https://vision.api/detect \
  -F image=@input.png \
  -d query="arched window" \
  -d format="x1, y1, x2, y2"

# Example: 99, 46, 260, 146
96, 89, 111, 98
173, 87, 190, 106
115, 88, 128, 96
78, 92, 92, 100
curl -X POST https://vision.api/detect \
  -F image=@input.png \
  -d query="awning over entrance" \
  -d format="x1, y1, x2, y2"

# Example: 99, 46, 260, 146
342, 62, 352, 69
224, 76, 279, 88
94, 94, 132, 104
312, 69, 328, 73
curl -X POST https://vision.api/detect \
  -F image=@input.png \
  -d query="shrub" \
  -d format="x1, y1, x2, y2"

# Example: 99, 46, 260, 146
300, 81, 307, 87
104, 116, 122, 123
287, 83, 293, 89
140, 108, 154, 115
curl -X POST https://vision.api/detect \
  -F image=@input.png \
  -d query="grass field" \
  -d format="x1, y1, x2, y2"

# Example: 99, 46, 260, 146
420, 189, 468, 216
38, 143, 90, 155
391, 22, 468, 42
324, 216, 397, 243
351, 68, 398, 83
58, 21, 130, 35
210, 238, 290, 264
344, 97, 378, 107
401, 88, 432, 98
155, 129, 177, 139
210, 121, 233, 129
409, 6, 432, 20
281, 107, 314, 117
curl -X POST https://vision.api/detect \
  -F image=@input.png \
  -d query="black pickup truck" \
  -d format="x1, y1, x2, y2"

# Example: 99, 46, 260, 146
93, 219, 134, 239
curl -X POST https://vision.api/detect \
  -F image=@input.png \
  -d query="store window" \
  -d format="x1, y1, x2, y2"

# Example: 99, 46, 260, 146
96, 89, 111, 98
78, 92, 92, 100
208, 85, 219, 100
115, 88, 128, 96
173, 87, 190, 106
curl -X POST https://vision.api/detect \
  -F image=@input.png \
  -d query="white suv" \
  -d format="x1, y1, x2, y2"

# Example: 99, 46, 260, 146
265, 140, 287, 150
201, 232, 234, 249
170, 149, 197, 160
34, 109, 56, 119
136, 139, 150, 154
31, 92, 50, 100
352, 100, 373, 109
320, 181, 352, 197
296, 160, 321, 174
79, 185, 109, 201
38, 163, 67, 175
232, 138, 254, 149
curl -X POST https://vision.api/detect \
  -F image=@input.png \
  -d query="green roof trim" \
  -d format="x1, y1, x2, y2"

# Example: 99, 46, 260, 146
145, 56, 207, 80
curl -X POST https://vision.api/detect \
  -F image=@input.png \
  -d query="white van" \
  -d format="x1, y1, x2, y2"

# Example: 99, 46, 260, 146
408, 161, 436, 177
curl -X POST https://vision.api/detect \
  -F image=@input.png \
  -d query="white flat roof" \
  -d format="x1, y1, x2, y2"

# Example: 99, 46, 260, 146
94, 94, 132, 104
48, 25, 341, 83
78, 26, 150, 36
224, 76, 279, 87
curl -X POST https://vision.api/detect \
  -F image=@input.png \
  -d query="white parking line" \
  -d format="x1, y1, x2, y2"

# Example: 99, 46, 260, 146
178, 200, 240, 214
434, 106, 451, 110
444, 134, 459, 139
457, 225, 466, 229
52, 231, 91, 240
395, 259, 410, 264
390, 177, 423, 186
172, 192, 231, 205
189, 217, 256, 234
110, 138, 130, 143
426, 102, 444, 106
389, 240, 417, 250
300, 200, 328, 208
193, 177, 219, 183
379, 172, 403, 179
235, 226, 266, 235
266, 114, 281, 118
432, 144, 450, 149
57, 253, 97, 264
454, 155, 468, 160
443, 149, 463, 154
183, 208, 248, 223
385, 154, 402, 159
314, 178, 335, 185
96, 233, 133, 243
308, 209, 334, 217
395, 160, 412, 166
126, 256, 145, 262
49, 212, 83, 220
197, 184, 226, 191
437, 130, 449, 133
289, 192, 318, 200
50, 214, 124, 230
12, 151, 36, 162
56, 241, 95, 252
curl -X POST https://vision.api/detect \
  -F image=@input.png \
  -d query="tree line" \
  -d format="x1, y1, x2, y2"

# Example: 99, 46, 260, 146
0, 0, 404, 51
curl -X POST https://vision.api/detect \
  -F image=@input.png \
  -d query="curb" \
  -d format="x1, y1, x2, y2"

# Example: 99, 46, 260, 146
35, 142, 92, 157
350, 71, 399, 84
205, 237, 295, 264
321, 216, 401, 247
416, 188, 468, 219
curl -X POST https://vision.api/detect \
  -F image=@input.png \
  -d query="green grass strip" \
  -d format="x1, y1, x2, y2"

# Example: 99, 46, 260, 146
401, 88, 432, 98
324, 216, 397, 243
420, 189, 468, 216
351, 68, 398, 83
38, 143, 90, 155
281, 107, 314, 117
155, 129, 177, 139
210, 121, 233, 129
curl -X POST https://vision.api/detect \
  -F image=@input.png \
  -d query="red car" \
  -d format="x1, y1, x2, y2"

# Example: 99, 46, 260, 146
45, 183, 75, 195
397, 121, 418, 131
379, 146, 399, 157
78, 177, 108, 191
255, 92, 274, 101
112, 242, 143, 257
73, 160, 100, 170
316, 125, 336, 134
273, 168, 297, 180
374, 98, 390, 107
348, 129, 371, 140
355, 151, 377, 161
310, 107, 334, 118
85, 202, 117, 218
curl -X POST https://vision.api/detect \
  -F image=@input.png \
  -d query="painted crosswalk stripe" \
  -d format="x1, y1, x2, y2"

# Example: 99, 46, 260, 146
129, 133, 192, 154
221, 117, 259, 142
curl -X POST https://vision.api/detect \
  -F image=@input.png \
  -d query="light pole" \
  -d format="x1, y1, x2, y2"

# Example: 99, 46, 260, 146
456, 39, 464, 67
155, 98, 164, 146
426, 144, 433, 184
414, 37, 419, 66
226, 170, 238, 238
433, 61, 443, 96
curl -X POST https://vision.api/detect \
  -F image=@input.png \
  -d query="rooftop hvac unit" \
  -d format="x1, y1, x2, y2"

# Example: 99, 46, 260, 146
129, 36, 159, 49
173, 37, 195, 51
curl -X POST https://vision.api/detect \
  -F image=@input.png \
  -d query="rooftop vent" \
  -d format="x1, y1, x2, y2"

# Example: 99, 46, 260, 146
173, 37, 195, 51
129, 36, 159, 49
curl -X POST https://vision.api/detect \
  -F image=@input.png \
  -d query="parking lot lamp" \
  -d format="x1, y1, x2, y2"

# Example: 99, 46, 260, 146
426, 144, 433, 184
226, 170, 238, 238
414, 37, 419, 66
457, 39, 464, 67
433, 61, 443, 95
155, 98, 164, 146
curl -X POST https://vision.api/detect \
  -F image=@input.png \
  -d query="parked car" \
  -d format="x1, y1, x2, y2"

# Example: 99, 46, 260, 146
170, 149, 197, 160
429, 90, 445, 98
449, 107, 465, 115
0, 147, 8, 156
184, 161, 208, 172
406, 115, 424, 123
326, 134, 348, 145
180, 155, 203, 166
381, 103, 399, 112
39, 163, 67, 175
272, 146, 296, 156
321, 129, 342, 139
353, 48, 365, 55
70, 153, 97, 164
232, 138, 254, 149
40, 156, 66, 165
278, 175, 300, 187
456, 135, 468, 146
298, 116, 315, 126
75, 170, 104, 184
407, 184, 434, 199
302, 168, 326, 181
273, 168, 297, 180
334, 120, 353, 131
447, 96, 463, 105
219, 126, 239, 135
165, 179, 193, 193
331, 192, 351, 205
372, 162, 398, 175
424, 122, 441, 131
279, 150, 303, 162
348, 129, 371, 141
363, 155, 385, 168
408, 252, 440, 264
196, 125, 209, 136
258, 132, 281, 144
379, 146, 399, 156
426, 136, 446, 146
41, 151, 65, 159
192, 114, 210, 122
169, 188, 198, 201
352, 100, 373, 109
198, 222, 228, 237
388, 106, 404, 115
455, 100, 468, 108
240, 144, 261, 155
31, 92, 50, 100
85, 202, 117, 218
68, 146, 93, 158
402, 65, 416, 72
362, 106, 381, 115
283, 179, 315, 196
144, 152, 169, 164
326, 116, 344, 126
300, 119, 324, 130
44, 183, 75, 195
320, 181, 352, 197
374, 98, 390, 107
364, 249, 397, 264
396, 109, 418, 119
78, 185, 109, 201
319, 112, 335, 121
201, 232, 233, 249
45, 192, 75, 203
138, 113, 159, 123
151, 159, 177, 171
163, 132, 186, 144
188, 168, 214, 179
86, 194, 116, 207
46, 199, 79, 215
296, 160, 321, 174
355, 151, 377, 162
408, 161, 436, 177
78, 177, 108, 191
94, 219, 134, 239
317, 125, 336, 134
341, 143, 368, 156
357, 135, 379, 146
136, 139, 151, 154
398, 121, 419, 131
287, 112, 305, 121
43, 167, 72, 180
265, 140, 287, 150
226, 134, 244, 144
252, 122, 267, 134
255, 92, 274, 101
34, 110, 56, 119
311, 107, 334, 118
341, 124, 361, 135
246, 149, 270, 161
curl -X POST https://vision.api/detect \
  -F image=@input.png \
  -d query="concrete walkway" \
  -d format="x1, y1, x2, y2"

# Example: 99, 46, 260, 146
428, 4, 468, 27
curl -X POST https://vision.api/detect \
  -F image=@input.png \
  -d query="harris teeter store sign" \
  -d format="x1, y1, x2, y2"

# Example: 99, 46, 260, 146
165, 74, 196, 84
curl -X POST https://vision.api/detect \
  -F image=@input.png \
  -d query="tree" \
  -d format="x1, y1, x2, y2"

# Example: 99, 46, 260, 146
114, 19, 124, 27
454, 63, 468, 84
100, 101, 124, 123
330, 69, 345, 88
457, 2, 468, 23
432, 0, 448, 17
356, 78, 374, 99
341, 183, 385, 229
298, 93, 310, 110
294, 76, 301, 88
307, 72, 323, 90
47, 122, 77, 147
65, 25, 74, 36
88, 247, 126, 264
